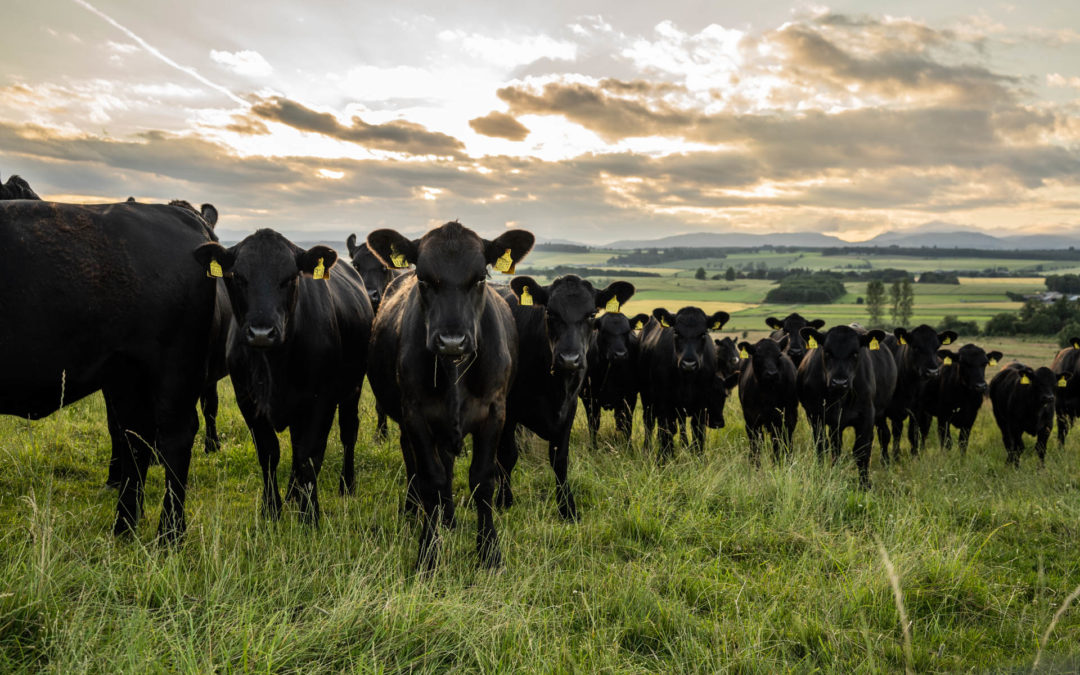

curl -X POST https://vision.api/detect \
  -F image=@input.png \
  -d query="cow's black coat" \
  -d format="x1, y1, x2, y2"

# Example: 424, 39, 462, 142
766, 313, 825, 367
989, 363, 1068, 466
581, 311, 649, 445
737, 337, 798, 463
1050, 338, 1080, 446
883, 325, 958, 460
924, 344, 1001, 452
346, 233, 397, 437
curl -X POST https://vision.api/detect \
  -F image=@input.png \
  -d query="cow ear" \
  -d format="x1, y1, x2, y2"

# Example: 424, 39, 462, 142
630, 313, 649, 331
708, 311, 730, 331
346, 233, 359, 257
800, 327, 824, 349
200, 203, 218, 228
1059, 371, 1073, 386
938, 330, 958, 346
653, 308, 675, 328
297, 245, 337, 280
894, 327, 909, 345
937, 349, 955, 365
765, 317, 782, 330
193, 241, 235, 278
367, 229, 417, 269
596, 281, 635, 313
485, 229, 535, 274
1070, 337, 1080, 350
987, 351, 1003, 366
809, 319, 826, 329
737, 341, 753, 359
860, 329, 885, 350
510, 276, 548, 306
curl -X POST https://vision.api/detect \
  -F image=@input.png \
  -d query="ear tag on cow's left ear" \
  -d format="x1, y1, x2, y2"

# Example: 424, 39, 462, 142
807, 336, 818, 349
312, 257, 326, 280
739, 347, 749, 359
942, 336, 952, 345
389, 244, 408, 269
711, 320, 724, 330
1021, 374, 1031, 385
1059, 376, 1068, 388
605, 297, 620, 313
208, 259, 223, 278
899, 336, 907, 345
943, 356, 952, 365
519, 287, 533, 306
659, 317, 671, 328
989, 358, 998, 366
869, 337, 880, 351
494, 248, 516, 274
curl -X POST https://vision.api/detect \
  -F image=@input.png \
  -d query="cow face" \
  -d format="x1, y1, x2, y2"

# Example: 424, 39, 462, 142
346, 234, 393, 311
766, 313, 824, 365
938, 344, 1001, 394
367, 221, 533, 358
739, 337, 788, 385
714, 337, 741, 377
654, 307, 729, 373
193, 229, 335, 349
894, 325, 959, 378
512, 276, 634, 372
803, 326, 886, 394
595, 311, 647, 363
1028, 366, 1069, 408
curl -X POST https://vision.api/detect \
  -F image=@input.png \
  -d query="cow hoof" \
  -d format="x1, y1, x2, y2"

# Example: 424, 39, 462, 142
338, 477, 355, 496
478, 547, 503, 570
495, 490, 513, 510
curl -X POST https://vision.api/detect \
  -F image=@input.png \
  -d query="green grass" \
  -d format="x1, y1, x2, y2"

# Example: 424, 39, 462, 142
2, 335, 1079, 672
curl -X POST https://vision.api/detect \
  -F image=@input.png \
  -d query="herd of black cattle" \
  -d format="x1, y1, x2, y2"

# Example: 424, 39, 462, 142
3, 175, 1080, 570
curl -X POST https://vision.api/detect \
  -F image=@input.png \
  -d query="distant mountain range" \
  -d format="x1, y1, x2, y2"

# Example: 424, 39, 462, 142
603, 229, 1080, 251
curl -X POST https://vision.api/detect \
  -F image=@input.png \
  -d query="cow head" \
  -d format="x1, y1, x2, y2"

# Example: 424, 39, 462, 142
1020, 366, 1070, 409
738, 337, 789, 385
938, 344, 1002, 394
594, 311, 648, 364
766, 313, 824, 366
894, 325, 958, 378
511, 276, 634, 372
802, 325, 886, 394
346, 234, 394, 311
653, 307, 729, 374
367, 221, 533, 358
714, 337, 742, 377
193, 229, 335, 349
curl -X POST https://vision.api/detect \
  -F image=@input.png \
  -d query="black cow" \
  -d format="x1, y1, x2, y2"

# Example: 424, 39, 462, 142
193, 229, 373, 523
737, 337, 798, 463
796, 326, 896, 486
497, 276, 635, 520
924, 344, 1002, 452
346, 233, 397, 437
0, 173, 41, 200
714, 336, 742, 378
639, 307, 731, 457
366, 221, 533, 569
989, 364, 1069, 466
581, 311, 650, 445
766, 313, 825, 367
1050, 338, 1080, 446
883, 325, 958, 460
1, 198, 218, 541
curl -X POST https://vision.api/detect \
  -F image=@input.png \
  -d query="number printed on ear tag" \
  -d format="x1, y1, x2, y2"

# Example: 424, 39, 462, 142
807, 336, 818, 349
605, 297, 620, 313
869, 337, 879, 350
208, 259, 223, 278
520, 287, 533, 306
494, 248, 515, 274
313, 257, 326, 280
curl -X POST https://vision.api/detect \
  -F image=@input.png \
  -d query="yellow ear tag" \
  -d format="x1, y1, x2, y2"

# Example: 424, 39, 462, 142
312, 257, 326, 280
660, 318, 671, 328
739, 348, 749, 359
869, 337, 879, 351
389, 244, 407, 269
807, 336, 818, 349
1059, 376, 1068, 388
942, 337, 952, 345
1073, 342, 1079, 350
989, 358, 998, 366
634, 320, 644, 330
605, 297, 621, 313
899, 336, 907, 345
711, 321, 724, 330
1020, 374, 1031, 385
943, 356, 952, 365
519, 287, 533, 306
494, 248, 515, 274
208, 259, 223, 278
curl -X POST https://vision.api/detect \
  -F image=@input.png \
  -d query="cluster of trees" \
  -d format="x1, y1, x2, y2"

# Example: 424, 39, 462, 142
1044, 274, 1080, 294
823, 246, 1080, 261
917, 271, 960, 284
532, 243, 590, 254
606, 248, 728, 266
864, 278, 915, 327
984, 298, 1080, 346
763, 273, 846, 304
523, 266, 660, 279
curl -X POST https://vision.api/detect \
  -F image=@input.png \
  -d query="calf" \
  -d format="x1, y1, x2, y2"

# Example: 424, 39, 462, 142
639, 307, 731, 457
738, 337, 798, 463
193, 229, 373, 523
766, 313, 825, 367
366, 221, 533, 569
1, 198, 218, 541
989, 364, 1069, 466
714, 336, 742, 378
883, 325, 958, 460
1051, 338, 1080, 446
581, 311, 650, 445
924, 345, 1001, 452
498, 276, 635, 520
796, 326, 895, 486
346, 233, 397, 437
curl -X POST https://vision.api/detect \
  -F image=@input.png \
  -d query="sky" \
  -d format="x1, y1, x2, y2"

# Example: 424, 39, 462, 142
1, 0, 1079, 244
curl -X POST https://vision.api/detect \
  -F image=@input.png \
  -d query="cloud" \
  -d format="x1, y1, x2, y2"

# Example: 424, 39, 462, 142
437, 30, 577, 67
209, 49, 273, 77
469, 111, 530, 141
245, 96, 467, 158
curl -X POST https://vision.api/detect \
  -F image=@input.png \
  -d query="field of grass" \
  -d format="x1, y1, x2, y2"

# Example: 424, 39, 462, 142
1, 333, 1078, 672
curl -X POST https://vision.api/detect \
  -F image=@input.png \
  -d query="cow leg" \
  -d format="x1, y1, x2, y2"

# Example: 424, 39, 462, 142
906, 412, 920, 457
338, 391, 361, 495
248, 415, 283, 519
957, 424, 972, 454
889, 415, 903, 461
406, 424, 449, 573
806, 412, 826, 461
151, 393, 199, 544
495, 424, 519, 509
1035, 428, 1050, 466
375, 404, 389, 440
747, 425, 763, 466
690, 411, 707, 455
641, 399, 655, 451
103, 391, 126, 488
107, 384, 155, 538
1057, 411, 1070, 447
471, 411, 504, 568
584, 396, 601, 447
436, 447, 457, 530
549, 421, 578, 522
854, 423, 874, 489
916, 411, 932, 455
828, 425, 843, 464
201, 380, 221, 454
288, 407, 335, 526
398, 433, 421, 516
937, 415, 951, 451
615, 397, 634, 441
1006, 429, 1023, 467
876, 419, 891, 467
780, 408, 797, 461
657, 415, 676, 461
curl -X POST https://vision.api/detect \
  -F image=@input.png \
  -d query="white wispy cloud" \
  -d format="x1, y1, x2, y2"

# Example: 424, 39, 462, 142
210, 49, 273, 77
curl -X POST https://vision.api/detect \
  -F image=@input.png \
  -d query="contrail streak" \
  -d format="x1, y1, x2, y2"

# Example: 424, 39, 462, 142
72, 0, 249, 107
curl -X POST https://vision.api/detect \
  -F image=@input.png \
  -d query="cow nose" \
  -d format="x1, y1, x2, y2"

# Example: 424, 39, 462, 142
435, 333, 467, 356
924, 368, 940, 378
829, 377, 849, 388
368, 290, 380, 304
612, 348, 628, 360
245, 325, 278, 348
556, 352, 583, 371
1042, 395, 1056, 404
680, 359, 699, 372
975, 382, 988, 393
788, 348, 804, 358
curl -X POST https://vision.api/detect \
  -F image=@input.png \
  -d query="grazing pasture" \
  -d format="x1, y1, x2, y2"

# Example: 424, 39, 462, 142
1, 334, 1078, 672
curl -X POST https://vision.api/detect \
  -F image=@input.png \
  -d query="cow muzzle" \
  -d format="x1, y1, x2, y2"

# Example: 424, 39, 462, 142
245, 325, 280, 348
434, 333, 470, 357
555, 351, 584, 372
679, 359, 699, 373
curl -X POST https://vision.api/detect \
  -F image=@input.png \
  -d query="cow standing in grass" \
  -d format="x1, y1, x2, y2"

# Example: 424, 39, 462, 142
193, 229, 372, 523
882, 325, 958, 461
639, 307, 731, 458
714, 336, 742, 379
924, 344, 1002, 453
796, 326, 895, 487
738, 337, 798, 464
366, 222, 533, 569
497, 276, 635, 521
1050, 337, 1080, 446
346, 233, 397, 438
989, 363, 1069, 466
581, 311, 649, 446
766, 313, 825, 367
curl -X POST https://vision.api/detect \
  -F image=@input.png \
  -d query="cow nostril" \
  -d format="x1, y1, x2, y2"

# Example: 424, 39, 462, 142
557, 352, 583, 370
680, 359, 699, 372
612, 349, 628, 359
246, 325, 277, 347
435, 333, 467, 356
